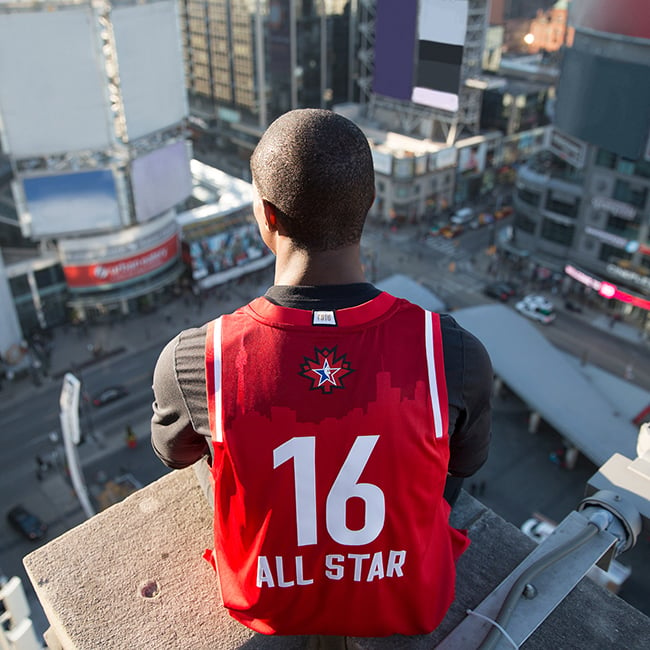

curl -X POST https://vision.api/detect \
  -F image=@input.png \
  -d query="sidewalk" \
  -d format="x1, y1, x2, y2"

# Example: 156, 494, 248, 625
1, 272, 274, 405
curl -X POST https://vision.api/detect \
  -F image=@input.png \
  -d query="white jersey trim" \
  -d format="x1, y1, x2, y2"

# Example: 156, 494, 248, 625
212, 317, 223, 443
424, 310, 444, 439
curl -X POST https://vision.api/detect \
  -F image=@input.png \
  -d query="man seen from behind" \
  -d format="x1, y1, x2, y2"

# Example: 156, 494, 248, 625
151, 109, 492, 639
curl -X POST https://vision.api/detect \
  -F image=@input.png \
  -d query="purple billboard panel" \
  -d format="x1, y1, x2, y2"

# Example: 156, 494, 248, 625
22, 170, 121, 237
373, 0, 418, 102
131, 141, 193, 222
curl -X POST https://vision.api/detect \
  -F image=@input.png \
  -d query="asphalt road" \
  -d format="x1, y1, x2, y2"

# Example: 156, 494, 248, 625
0, 346, 162, 583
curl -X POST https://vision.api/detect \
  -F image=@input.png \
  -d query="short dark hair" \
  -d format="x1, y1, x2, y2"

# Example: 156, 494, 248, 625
250, 109, 375, 251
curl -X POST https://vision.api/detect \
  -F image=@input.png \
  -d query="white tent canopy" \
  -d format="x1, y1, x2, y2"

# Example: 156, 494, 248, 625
453, 304, 642, 466
377, 274, 446, 312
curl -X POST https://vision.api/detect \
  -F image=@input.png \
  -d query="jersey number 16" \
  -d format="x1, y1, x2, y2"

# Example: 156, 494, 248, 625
273, 436, 386, 546
273, 435, 386, 547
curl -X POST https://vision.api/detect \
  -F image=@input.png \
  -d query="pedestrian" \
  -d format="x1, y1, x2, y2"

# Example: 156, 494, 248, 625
125, 425, 137, 449
151, 109, 492, 640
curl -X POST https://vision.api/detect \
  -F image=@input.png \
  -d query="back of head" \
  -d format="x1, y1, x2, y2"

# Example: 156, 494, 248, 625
250, 109, 375, 251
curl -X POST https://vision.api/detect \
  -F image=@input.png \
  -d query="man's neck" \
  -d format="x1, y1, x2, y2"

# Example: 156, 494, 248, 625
273, 242, 366, 286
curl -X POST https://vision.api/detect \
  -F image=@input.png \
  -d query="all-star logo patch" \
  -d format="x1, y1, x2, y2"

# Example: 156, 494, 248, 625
299, 346, 355, 394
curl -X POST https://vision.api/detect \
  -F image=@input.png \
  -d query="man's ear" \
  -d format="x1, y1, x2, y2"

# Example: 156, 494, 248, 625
262, 200, 279, 230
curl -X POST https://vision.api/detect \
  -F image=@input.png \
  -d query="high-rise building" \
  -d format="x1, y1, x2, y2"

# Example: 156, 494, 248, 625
0, 0, 192, 348
512, 0, 650, 323
178, 0, 356, 176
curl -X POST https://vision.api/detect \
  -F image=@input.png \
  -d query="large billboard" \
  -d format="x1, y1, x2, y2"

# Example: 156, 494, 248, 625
0, 7, 112, 157
131, 141, 193, 222
181, 207, 273, 288
555, 49, 650, 160
59, 217, 180, 290
63, 234, 179, 289
412, 0, 468, 112
112, 1, 188, 139
373, 0, 467, 112
373, 0, 418, 103
20, 170, 122, 237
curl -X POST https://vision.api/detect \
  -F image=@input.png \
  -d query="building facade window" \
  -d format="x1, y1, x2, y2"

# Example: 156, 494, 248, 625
394, 184, 411, 199
606, 214, 638, 239
595, 149, 650, 179
617, 158, 636, 176
544, 193, 579, 218
515, 212, 536, 233
595, 148, 616, 169
9, 274, 30, 299
517, 186, 541, 206
541, 218, 574, 245
35, 266, 65, 290
598, 243, 632, 264
613, 180, 648, 209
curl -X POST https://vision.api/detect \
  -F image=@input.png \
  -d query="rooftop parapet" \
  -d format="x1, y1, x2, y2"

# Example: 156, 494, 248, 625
23, 467, 650, 649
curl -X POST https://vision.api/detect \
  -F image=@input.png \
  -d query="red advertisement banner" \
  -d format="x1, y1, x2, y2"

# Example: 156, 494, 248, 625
63, 234, 179, 288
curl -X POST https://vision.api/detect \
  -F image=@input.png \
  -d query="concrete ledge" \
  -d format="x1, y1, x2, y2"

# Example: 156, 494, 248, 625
24, 468, 650, 649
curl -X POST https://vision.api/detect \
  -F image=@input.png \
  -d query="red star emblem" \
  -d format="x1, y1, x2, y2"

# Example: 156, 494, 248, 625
299, 347, 354, 394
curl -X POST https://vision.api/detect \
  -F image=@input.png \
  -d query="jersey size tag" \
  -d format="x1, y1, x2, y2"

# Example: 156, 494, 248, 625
312, 310, 337, 327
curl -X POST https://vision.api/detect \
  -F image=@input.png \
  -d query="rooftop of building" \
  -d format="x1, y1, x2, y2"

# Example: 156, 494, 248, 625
22, 465, 650, 650
176, 160, 253, 226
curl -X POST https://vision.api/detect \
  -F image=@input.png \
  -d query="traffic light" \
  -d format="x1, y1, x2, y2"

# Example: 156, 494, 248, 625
0, 576, 42, 650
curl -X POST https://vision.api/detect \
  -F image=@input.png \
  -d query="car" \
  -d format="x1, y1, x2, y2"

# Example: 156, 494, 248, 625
515, 294, 556, 324
478, 212, 495, 225
521, 515, 556, 543
439, 224, 464, 239
450, 207, 474, 225
6, 505, 47, 541
521, 514, 631, 594
484, 281, 517, 302
494, 205, 514, 220
92, 385, 128, 407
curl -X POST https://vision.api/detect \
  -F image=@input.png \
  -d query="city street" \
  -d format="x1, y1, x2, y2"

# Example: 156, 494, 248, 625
362, 220, 650, 391
1, 218, 649, 638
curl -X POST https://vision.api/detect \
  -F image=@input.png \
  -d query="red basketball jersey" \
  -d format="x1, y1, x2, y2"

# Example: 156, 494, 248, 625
204, 292, 469, 636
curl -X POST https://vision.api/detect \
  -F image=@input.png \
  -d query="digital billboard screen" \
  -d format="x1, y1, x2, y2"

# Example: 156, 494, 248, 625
131, 141, 193, 222
112, 1, 187, 139
0, 8, 112, 157
22, 170, 121, 237
187, 219, 272, 283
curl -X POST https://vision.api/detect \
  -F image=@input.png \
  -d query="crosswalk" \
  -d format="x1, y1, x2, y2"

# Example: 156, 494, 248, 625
424, 236, 462, 256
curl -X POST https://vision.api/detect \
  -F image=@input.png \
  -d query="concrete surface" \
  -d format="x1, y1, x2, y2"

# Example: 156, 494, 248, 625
23, 467, 650, 650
